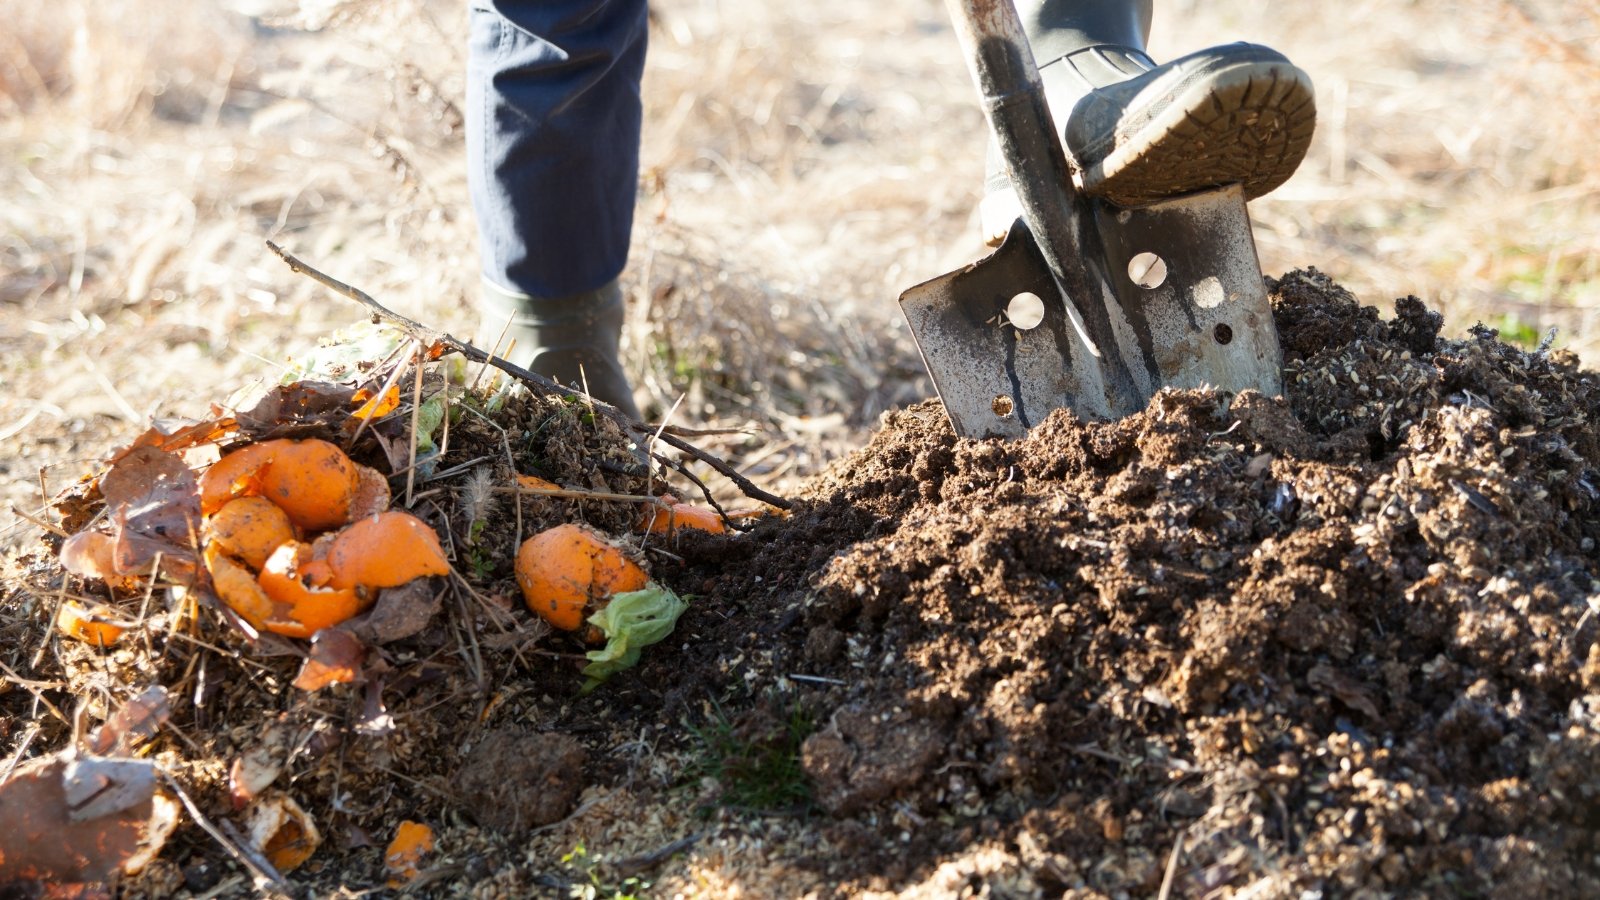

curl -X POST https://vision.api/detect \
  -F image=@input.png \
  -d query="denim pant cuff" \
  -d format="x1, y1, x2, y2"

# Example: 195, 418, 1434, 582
467, 1, 649, 300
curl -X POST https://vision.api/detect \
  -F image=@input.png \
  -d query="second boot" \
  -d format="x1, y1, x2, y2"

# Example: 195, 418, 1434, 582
480, 277, 644, 423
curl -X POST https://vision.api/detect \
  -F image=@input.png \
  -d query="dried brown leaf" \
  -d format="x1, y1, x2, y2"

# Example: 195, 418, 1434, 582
109, 417, 237, 463
236, 381, 356, 437
346, 579, 442, 645
87, 686, 171, 756
292, 628, 366, 691
228, 716, 299, 809
99, 446, 201, 579
0, 751, 177, 884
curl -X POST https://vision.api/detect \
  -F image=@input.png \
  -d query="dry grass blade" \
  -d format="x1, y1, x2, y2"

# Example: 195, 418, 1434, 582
8, 506, 69, 539
180, 793, 287, 890
266, 239, 791, 510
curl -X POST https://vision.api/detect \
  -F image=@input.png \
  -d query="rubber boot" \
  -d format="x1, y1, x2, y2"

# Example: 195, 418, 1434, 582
480, 277, 643, 422
981, 0, 1315, 242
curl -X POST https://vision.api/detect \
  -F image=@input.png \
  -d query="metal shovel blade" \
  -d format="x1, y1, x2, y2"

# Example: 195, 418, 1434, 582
899, 221, 1103, 439
900, 184, 1283, 439
1093, 185, 1283, 402
909, 0, 1284, 439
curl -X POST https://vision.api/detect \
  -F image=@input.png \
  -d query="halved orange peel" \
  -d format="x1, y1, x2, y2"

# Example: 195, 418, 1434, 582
197, 439, 449, 639
205, 545, 279, 632
199, 441, 278, 516
199, 438, 362, 531
255, 542, 365, 639
326, 511, 450, 592
205, 496, 296, 570
638, 496, 726, 536
516, 523, 648, 632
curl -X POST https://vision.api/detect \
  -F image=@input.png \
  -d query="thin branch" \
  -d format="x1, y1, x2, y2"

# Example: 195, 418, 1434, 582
649, 450, 741, 531
163, 771, 288, 889
266, 241, 791, 510
650, 430, 790, 509
8, 504, 69, 538
1156, 826, 1189, 900
499, 485, 671, 506
608, 832, 705, 878
657, 424, 754, 438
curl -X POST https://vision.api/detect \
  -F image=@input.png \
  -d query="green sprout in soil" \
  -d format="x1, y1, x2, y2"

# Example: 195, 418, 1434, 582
559, 842, 650, 900
465, 548, 494, 581
685, 699, 814, 814
1487, 313, 1544, 349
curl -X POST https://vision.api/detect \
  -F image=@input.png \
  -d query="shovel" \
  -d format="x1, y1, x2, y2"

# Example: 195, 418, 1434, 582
900, 0, 1283, 438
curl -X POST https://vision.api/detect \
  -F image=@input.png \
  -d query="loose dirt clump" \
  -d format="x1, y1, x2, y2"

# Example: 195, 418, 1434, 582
454, 729, 588, 832
662, 268, 1600, 896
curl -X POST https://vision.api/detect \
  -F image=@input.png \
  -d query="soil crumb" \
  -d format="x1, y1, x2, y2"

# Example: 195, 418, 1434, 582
454, 729, 588, 833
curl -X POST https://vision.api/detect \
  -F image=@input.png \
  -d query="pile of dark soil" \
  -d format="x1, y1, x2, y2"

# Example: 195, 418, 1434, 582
5, 269, 1598, 897
657, 268, 1600, 896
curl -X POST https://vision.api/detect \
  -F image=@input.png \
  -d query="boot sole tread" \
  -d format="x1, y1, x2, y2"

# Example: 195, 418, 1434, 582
1080, 67, 1316, 207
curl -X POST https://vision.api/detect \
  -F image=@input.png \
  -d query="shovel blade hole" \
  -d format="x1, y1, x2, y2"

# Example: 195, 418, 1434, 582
1128, 252, 1167, 289
1006, 292, 1045, 330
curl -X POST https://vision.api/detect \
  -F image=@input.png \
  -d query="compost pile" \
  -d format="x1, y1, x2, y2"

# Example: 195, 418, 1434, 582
4, 269, 1599, 897
657, 268, 1600, 896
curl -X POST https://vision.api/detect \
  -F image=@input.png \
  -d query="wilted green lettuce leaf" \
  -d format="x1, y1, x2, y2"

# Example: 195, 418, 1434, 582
581, 582, 688, 692
414, 393, 448, 454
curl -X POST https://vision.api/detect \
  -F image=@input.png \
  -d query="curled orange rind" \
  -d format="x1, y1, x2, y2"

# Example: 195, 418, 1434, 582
196, 440, 447, 640
516, 523, 648, 632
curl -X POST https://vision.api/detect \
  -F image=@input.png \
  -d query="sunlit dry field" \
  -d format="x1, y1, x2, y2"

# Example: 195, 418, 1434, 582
4, 0, 1597, 539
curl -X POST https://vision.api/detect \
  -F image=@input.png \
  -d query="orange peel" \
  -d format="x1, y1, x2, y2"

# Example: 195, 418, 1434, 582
639, 499, 726, 536
516, 523, 648, 631
199, 439, 362, 531
326, 511, 451, 591
248, 793, 321, 873
347, 464, 391, 522
196, 441, 450, 640
198, 440, 282, 515
351, 385, 401, 420
56, 601, 125, 647
515, 474, 562, 492
206, 496, 296, 570
384, 820, 436, 887
257, 439, 362, 532
204, 544, 278, 631
257, 542, 366, 639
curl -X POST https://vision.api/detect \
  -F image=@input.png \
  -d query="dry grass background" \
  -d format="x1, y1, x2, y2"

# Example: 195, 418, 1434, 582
3, 0, 1598, 546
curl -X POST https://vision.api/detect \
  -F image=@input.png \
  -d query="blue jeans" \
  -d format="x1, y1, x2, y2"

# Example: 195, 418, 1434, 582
467, 0, 648, 302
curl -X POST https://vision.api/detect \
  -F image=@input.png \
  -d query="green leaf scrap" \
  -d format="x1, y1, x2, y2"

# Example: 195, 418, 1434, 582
581, 582, 688, 692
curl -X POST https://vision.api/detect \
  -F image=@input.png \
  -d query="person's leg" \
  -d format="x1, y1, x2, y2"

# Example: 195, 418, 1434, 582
983, 0, 1314, 240
468, 0, 647, 420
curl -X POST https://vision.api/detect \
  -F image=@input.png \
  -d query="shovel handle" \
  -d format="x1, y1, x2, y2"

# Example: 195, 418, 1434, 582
942, 0, 1093, 338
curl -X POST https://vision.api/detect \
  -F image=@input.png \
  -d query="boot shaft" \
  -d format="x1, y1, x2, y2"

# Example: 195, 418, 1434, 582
1017, 0, 1152, 66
